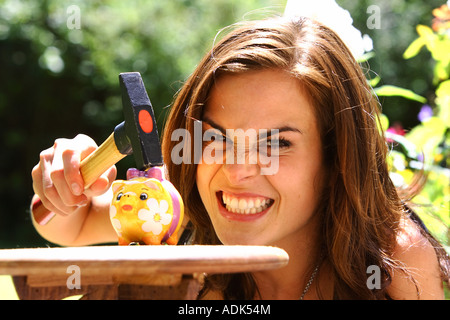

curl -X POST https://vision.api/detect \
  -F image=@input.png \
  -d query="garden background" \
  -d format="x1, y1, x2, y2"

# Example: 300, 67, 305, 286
0, 0, 448, 260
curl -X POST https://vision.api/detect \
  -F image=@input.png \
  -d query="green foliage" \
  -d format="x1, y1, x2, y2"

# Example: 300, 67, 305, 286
0, 0, 285, 248
384, 3, 450, 250
404, 24, 450, 83
358, 2, 449, 256
339, 0, 442, 120
374, 85, 427, 104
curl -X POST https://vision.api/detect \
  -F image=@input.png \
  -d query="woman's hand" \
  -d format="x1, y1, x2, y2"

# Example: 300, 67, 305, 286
31, 134, 117, 217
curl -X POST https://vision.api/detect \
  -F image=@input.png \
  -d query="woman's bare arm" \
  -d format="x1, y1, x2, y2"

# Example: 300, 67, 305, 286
31, 134, 118, 246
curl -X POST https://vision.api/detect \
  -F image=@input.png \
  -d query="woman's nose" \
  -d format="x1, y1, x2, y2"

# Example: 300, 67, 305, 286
222, 160, 259, 185
224, 135, 264, 184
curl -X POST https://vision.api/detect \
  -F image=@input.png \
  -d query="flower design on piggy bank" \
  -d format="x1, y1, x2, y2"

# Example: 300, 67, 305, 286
109, 168, 184, 245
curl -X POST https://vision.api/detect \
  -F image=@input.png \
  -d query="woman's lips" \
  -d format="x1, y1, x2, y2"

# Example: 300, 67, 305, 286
216, 191, 274, 221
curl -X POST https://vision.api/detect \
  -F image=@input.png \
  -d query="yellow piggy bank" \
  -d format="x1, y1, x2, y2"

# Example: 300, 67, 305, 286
109, 167, 184, 245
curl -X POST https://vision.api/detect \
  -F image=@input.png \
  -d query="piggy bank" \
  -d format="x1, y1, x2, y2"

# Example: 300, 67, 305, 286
109, 167, 184, 245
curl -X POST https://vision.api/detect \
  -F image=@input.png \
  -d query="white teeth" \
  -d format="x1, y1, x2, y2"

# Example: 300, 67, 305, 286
239, 199, 247, 210
221, 192, 272, 214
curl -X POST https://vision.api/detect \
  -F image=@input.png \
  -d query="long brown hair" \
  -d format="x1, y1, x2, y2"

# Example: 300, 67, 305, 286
161, 16, 449, 299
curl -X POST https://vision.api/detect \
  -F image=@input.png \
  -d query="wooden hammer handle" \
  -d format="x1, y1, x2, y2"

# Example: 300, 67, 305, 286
32, 133, 126, 225
80, 132, 126, 188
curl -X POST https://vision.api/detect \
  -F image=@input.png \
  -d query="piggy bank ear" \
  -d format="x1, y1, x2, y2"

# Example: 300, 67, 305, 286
143, 179, 159, 190
111, 180, 125, 194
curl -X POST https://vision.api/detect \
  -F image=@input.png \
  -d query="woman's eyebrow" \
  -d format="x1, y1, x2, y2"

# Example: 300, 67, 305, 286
201, 117, 227, 135
202, 117, 303, 136
266, 126, 303, 136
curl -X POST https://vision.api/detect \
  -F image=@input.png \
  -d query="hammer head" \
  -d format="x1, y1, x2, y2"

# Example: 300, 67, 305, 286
116, 72, 163, 169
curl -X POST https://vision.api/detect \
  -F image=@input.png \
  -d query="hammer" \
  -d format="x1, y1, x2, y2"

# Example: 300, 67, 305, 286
33, 72, 163, 225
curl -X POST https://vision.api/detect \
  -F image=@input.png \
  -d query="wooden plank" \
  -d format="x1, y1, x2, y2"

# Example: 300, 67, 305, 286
0, 245, 289, 277
26, 273, 114, 287
113, 273, 182, 286
13, 275, 201, 300
25, 272, 182, 287
4, 246, 286, 300
13, 276, 119, 300
118, 275, 202, 300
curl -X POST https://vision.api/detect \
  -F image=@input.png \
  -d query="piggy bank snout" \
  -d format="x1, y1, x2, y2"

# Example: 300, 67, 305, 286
116, 193, 141, 212
122, 204, 133, 211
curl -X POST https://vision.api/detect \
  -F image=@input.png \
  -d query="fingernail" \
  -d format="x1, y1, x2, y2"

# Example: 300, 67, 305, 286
78, 200, 88, 207
71, 183, 82, 195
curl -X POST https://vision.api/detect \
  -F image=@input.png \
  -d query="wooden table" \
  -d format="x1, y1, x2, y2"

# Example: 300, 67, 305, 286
0, 245, 288, 300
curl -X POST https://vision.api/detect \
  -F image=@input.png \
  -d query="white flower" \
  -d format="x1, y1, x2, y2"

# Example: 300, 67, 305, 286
284, 0, 373, 59
109, 206, 122, 235
138, 198, 172, 235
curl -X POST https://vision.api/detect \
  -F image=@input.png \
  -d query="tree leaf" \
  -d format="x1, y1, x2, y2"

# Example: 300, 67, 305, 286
403, 37, 426, 59
369, 75, 381, 87
416, 24, 434, 37
374, 85, 427, 103
378, 113, 389, 132
357, 51, 376, 63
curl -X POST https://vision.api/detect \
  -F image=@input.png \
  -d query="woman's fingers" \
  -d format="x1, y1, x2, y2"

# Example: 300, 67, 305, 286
86, 165, 117, 197
50, 138, 87, 209
31, 134, 103, 217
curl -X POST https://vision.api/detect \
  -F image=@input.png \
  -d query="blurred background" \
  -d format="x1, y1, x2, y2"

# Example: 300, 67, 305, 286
0, 0, 448, 249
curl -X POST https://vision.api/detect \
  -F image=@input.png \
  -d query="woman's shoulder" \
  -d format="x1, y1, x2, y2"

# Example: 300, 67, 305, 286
387, 216, 445, 299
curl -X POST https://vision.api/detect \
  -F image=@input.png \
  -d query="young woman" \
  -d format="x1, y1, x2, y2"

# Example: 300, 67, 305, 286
31, 16, 449, 299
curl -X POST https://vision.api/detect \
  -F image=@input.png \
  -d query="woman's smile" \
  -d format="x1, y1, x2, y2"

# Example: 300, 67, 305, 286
216, 190, 275, 221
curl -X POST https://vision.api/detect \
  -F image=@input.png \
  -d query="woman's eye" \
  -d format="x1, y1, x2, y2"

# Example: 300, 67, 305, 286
259, 137, 291, 156
268, 138, 291, 148
211, 132, 226, 142
203, 130, 230, 149
140, 193, 148, 200
116, 193, 123, 201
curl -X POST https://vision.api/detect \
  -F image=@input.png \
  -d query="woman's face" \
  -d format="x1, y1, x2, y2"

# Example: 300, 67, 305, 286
196, 69, 326, 247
